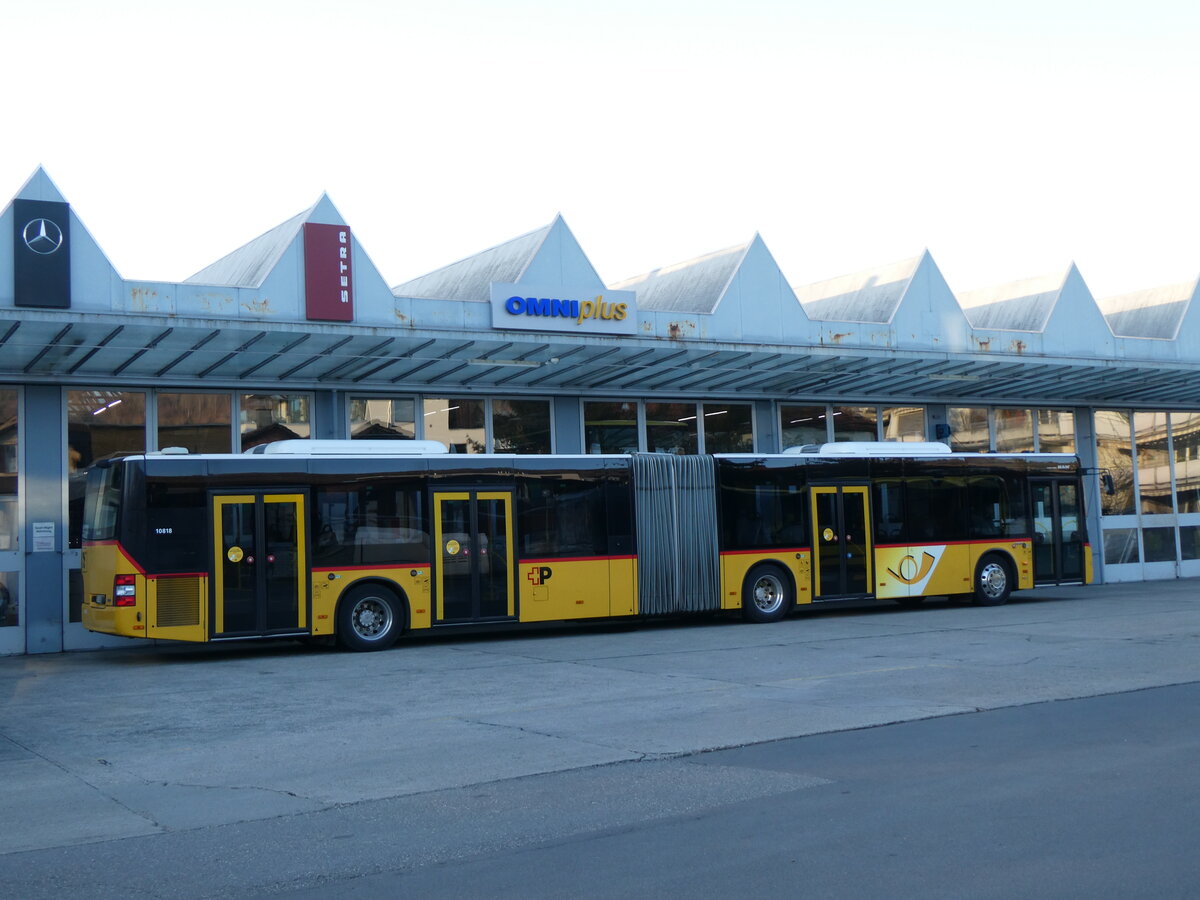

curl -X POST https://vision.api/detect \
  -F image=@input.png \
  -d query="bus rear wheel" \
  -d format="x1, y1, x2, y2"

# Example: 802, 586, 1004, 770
973, 555, 1013, 607
337, 585, 403, 651
742, 564, 793, 623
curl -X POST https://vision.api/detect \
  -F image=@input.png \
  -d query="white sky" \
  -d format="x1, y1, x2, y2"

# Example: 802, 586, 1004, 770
4, 0, 1199, 299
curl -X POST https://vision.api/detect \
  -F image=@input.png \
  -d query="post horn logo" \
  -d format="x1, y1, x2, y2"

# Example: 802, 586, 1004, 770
22, 218, 64, 255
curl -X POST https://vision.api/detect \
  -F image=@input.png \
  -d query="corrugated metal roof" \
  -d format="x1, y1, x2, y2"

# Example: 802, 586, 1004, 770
793, 255, 921, 323
610, 242, 749, 313
957, 270, 1067, 332
1098, 280, 1196, 340
185, 205, 313, 288
391, 223, 553, 301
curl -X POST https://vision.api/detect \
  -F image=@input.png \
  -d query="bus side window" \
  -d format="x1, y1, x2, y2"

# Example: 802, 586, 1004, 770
873, 480, 904, 542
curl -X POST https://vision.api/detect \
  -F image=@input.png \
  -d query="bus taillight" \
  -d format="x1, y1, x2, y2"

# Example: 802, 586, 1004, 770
113, 574, 137, 607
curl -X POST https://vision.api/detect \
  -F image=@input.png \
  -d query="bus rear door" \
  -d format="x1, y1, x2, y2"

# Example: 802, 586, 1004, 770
1031, 478, 1086, 584
810, 485, 874, 600
211, 492, 308, 638
432, 490, 516, 623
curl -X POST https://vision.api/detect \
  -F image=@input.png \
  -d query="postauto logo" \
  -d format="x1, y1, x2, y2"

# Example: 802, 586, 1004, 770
490, 283, 637, 335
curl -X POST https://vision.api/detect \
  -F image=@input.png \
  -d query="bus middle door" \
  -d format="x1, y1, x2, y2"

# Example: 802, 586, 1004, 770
433, 490, 516, 623
1031, 478, 1086, 585
211, 492, 308, 638
810, 485, 874, 600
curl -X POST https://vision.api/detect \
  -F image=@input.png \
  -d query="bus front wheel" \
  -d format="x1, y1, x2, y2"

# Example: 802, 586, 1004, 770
337, 585, 403, 651
742, 565, 793, 623
973, 555, 1013, 607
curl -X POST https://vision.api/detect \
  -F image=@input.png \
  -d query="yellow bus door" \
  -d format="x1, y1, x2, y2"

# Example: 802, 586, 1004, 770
433, 491, 515, 623
810, 485, 873, 600
211, 493, 308, 637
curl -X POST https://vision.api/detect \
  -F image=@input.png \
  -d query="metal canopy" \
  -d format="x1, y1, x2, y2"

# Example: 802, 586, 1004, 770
2, 307, 1199, 407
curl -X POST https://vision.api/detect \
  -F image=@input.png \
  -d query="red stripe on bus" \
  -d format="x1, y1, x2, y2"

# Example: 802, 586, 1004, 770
312, 564, 431, 573
875, 538, 1034, 550
720, 547, 810, 556
518, 555, 636, 564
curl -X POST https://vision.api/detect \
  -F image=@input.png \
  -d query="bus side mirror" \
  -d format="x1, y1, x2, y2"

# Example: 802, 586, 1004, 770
1101, 472, 1115, 496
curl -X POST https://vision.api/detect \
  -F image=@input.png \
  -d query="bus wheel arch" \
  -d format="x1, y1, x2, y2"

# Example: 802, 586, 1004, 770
974, 553, 1014, 606
336, 580, 407, 651
741, 562, 794, 623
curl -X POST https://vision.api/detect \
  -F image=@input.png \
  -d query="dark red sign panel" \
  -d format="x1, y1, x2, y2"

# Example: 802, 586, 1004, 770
304, 223, 353, 322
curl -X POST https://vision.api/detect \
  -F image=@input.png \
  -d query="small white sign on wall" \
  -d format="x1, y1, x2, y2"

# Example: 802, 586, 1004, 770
32, 522, 55, 552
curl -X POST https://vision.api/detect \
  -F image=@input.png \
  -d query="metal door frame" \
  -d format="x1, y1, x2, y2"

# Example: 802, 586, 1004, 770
432, 489, 515, 624
810, 484, 874, 600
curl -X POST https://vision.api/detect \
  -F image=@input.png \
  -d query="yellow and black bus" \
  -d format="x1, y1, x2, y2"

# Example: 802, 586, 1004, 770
81, 440, 1091, 651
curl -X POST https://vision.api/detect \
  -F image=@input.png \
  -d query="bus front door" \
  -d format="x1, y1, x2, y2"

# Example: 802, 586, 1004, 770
1031, 479, 1086, 584
433, 491, 515, 623
810, 485, 873, 600
211, 493, 308, 638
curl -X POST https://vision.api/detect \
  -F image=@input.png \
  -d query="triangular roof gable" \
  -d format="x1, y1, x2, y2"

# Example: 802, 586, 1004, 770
516, 215, 606, 294
2, 166, 123, 309
793, 255, 922, 324
1038, 264, 1114, 357
889, 251, 971, 351
708, 235, 811, 341
1099, 278, 1198, 340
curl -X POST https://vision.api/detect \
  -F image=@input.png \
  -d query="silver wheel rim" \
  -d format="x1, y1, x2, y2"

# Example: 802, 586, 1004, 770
350, 596, 393, 640
979, 562, 1008, 600
752, 573, 785, 614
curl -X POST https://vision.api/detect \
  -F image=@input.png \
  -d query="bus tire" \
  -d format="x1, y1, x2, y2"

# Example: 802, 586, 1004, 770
742, 564, 793, 623
973, 554, 1013, 607
337, 584, 403, 651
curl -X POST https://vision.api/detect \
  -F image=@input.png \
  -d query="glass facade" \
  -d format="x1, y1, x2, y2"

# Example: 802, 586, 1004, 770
645, 402, 698, 454
994, 408, 1035, 453
492, 399, 552, 453
831, 407, 876, 442
240, 394, 310, 451
779, 405, 826, 448
585, 401, 638, 454
158, 392, 232, 454
703, 403, 753, 452
881, 406, 926, 442
948, 407, 989, 452
67, 390, 147, 550
423, 398, 485, 454
0, 389, 15, 554
351, 397, 416, 439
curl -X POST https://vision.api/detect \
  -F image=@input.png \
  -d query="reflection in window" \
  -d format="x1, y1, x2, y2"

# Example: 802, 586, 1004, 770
832, 407, 876, 442
492, 399, 552, 453
0, 389, 16, 553
423, 398, 484, 453
703, 404, 753, 452
351, 397, 415, 440
994, 408, 1034, 453
585, 401, 638, 454
779, 405, 826, 448
67, 390, 146, 549
1134, 412, 1171, 514
1142, 526, 1176, 563
948, 407, 989, 452
1171, 411, 1200, 513
0, 571, 18, 628
645, 402, 698, 455
1037, 409, 1075, 453
1103, 528, 1139, 565
240, 394, 310, 452
1179, 525, 1200, 560
881, 407, 925, 442
1095, 410, 1134, 516
158, 392, 231, 453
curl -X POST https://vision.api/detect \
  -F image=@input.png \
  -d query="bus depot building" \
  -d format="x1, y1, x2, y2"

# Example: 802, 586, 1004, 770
4, 166, 1200, 655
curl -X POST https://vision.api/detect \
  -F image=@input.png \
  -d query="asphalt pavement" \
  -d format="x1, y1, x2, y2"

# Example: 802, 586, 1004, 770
2, 579, 1199, 896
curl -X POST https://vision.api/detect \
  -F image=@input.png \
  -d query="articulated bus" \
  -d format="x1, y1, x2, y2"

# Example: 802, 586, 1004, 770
81, 440, 1091, 651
